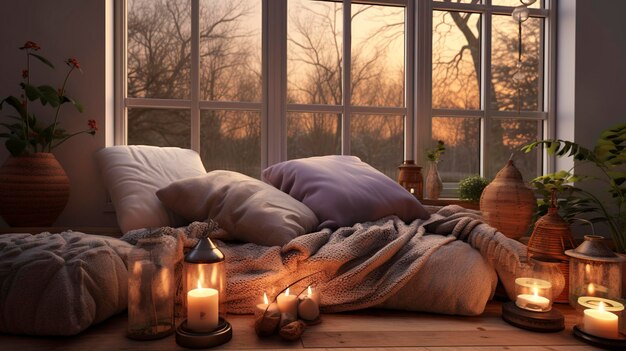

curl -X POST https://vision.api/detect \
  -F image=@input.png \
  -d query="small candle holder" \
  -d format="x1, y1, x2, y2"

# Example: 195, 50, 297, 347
175, 222, 232, 348
565, 235, 626, 348
501, 256, 565, 332
398, 160, 423, 200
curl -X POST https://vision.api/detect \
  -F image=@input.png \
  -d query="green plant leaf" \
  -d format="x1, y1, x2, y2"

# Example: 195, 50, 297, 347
38, 85, 60, 107
28, 53, 55, 69
0, 96, 27, 119
607, 171, 626, 186
5, 138, 27, 156
21, 83, 42, 102
61, 96, 84, 112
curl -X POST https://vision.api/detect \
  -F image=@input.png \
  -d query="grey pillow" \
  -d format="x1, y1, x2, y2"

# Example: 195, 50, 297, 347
156, 170, 319, 247
262, 155, 430, 230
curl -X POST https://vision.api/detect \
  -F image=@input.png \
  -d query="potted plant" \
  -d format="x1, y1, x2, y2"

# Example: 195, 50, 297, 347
458, 174, 489, 203
0, 41, 97, 227
521, 122, 626, 253
424, 140, 445, 200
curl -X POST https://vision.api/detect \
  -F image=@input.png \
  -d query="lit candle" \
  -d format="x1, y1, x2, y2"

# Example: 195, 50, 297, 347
409, 188, 415, 194
276, 288, 298, 316
256, 292, 279, 318
516, 286, 550, 312
298, 286, 320, 321
187, 280, 219, 332
584, 302, 619, 339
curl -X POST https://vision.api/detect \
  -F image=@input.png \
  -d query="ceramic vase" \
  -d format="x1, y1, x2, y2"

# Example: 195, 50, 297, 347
0, 153, 69, 226
425, 161, 443, 200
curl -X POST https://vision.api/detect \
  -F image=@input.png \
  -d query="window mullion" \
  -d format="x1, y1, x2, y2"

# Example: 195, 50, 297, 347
481, 6, 493, 178
190, 0, 200, 152
342, 0, 352, 155
416, 0, 432, 166
404, 0, 416, 161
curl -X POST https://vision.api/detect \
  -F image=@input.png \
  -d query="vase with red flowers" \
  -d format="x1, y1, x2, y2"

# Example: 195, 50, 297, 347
0, 41, 98, 227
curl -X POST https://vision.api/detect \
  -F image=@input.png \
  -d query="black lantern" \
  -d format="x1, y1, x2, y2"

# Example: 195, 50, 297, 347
175, 225, 232, 348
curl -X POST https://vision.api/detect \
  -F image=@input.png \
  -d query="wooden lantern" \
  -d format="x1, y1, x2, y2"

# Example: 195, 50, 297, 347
397, 160, 423, 199
479, 159, 536, 240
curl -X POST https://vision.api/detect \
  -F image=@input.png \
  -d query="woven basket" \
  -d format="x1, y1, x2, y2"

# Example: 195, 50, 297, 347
527, 206, 576, 303
479, 160, 536, 240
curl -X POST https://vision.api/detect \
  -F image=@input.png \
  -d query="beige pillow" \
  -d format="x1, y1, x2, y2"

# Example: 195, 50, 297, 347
157, 170, 319, 246
96, 145, 207, 233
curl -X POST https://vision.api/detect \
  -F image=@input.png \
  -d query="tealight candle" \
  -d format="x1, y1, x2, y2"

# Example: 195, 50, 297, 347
515, 286, 550, 312
584, 302, 619, 339
187, 281, 219, 332
276, 288, 298, 316
255, 292, 279, 318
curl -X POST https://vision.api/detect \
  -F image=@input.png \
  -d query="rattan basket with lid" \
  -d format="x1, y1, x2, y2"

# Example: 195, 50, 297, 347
480, 159, 536, 240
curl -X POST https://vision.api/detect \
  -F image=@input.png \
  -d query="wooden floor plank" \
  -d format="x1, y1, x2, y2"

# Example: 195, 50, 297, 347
0, 301, 603, 351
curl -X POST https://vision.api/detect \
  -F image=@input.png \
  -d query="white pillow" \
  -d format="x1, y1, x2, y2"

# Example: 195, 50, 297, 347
96, 145, 207, 233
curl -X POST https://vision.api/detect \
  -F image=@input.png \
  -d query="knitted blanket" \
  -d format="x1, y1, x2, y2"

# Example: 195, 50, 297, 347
123, 205, 526, 315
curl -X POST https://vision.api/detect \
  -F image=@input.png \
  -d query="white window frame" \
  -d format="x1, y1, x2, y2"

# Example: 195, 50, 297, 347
114, 0, 554, 186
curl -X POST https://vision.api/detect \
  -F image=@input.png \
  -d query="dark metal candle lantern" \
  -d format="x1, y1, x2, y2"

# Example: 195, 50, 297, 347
398, 160, 423, 199
566, 235, 626, 348
501, 256, 565, 332
176, 222, 232, 348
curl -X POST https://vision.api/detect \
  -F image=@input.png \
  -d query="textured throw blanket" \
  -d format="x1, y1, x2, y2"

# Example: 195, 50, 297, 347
123, 205, 526, 315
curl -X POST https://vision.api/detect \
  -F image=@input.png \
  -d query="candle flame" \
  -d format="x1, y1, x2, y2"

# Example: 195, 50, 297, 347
532, 286, 539, 297
308, 285, 313, 297
599, 301, 606, 312
585, 263, 591, 275
285, 288, 290, 296
410, 188, 415, 194
263, 292, 268, 305
588, 283, 595, 295
197, 280, 202, 289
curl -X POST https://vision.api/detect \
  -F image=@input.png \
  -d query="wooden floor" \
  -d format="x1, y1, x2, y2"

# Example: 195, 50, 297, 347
0, 301, 603, 351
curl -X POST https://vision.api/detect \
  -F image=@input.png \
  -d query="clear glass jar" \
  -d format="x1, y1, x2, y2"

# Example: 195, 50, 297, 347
514, 256, 564, 312
127, 236, 176, 339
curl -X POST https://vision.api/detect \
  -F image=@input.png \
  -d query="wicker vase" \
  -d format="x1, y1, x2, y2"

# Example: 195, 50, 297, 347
479, 159, 535, 240
0, 153, 70, 226
527, 206, 576, 303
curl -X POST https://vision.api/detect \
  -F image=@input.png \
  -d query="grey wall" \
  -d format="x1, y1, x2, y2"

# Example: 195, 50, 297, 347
0, 0, 624, 229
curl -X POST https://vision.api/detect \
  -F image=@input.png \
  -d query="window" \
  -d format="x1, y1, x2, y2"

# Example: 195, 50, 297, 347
117, 0, 553, 186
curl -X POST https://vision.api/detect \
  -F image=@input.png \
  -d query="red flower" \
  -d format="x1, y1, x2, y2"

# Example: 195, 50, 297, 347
21, 69, 29, 79
88, 119, 98, 131
19, 41, 40, 51
66, 58, 81, 69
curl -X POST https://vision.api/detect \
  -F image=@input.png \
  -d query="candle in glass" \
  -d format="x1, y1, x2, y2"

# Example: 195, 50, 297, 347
584, 301, 619, 339
187, 280, 219, 332
516, 286, 551, 312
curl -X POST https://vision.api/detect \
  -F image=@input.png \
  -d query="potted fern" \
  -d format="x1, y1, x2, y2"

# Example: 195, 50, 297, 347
521, 123, 626, 253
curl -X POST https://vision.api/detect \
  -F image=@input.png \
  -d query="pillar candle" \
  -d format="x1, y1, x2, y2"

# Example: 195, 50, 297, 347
276, 288, 298, 316
584, 303, 619, 339
187, 285, 219, 332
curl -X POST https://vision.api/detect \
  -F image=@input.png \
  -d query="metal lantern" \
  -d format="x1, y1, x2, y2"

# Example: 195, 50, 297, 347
176, 233, 232, 348
397, 160, 423, 199
502, 256, 565, 332
566, 235, 626, 346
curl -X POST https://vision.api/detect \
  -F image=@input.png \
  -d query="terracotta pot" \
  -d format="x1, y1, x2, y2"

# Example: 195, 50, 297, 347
0, 153, 69, 226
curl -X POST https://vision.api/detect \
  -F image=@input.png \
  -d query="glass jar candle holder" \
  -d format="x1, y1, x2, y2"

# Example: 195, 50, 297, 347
127, 236, 177, 340
502, 256, 565, 332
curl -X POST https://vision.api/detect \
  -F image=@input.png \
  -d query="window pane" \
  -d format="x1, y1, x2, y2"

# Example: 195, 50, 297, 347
128, 108, 191, 148
432, 117, 480, 182
491, 15, 544, 111
127, 0, 191, 99
351, 115, 404, 180
432, 11, 481, 110
351, 4, 405, 107
488, 118, 542, 182
492, 0, 541, 9
287, 112, 341, 159
200, 110, 261, 178
288, 0, 343, 105
199, 0, 261, 102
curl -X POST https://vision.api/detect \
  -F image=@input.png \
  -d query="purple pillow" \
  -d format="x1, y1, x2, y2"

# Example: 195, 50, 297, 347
262, 155, 430, 230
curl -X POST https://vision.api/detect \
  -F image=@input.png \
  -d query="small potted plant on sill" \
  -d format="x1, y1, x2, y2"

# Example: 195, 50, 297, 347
458, 174, 490, 204
521, 122, 626, 253
0, 41, 98, 227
